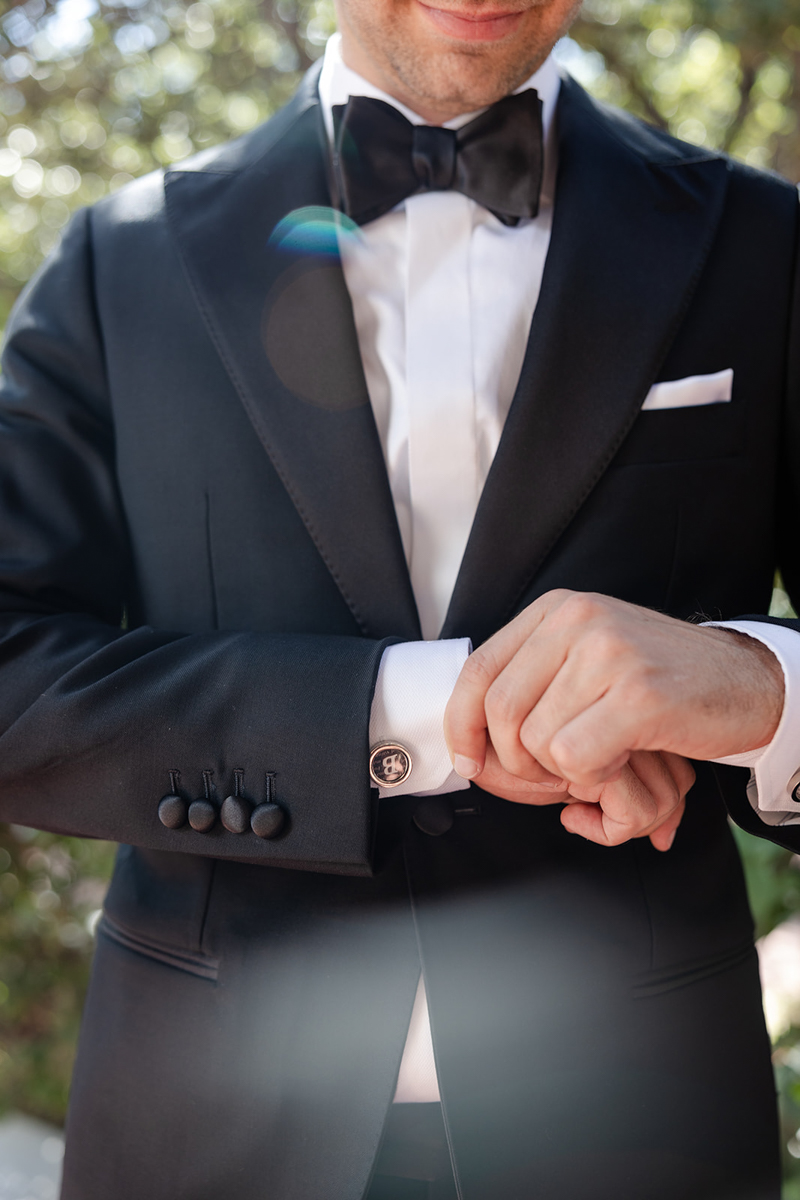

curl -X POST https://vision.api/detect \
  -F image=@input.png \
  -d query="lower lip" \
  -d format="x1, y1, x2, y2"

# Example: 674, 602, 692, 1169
417, 3, 525, 41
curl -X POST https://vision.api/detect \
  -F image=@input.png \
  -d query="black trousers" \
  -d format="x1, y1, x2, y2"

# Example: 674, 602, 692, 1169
366, 1104, 458, 1200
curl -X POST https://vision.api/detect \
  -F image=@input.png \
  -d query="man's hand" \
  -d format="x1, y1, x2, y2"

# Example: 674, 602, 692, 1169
560, 750, 695, 851
444, 590, 785, 847
473, 737, 694, 851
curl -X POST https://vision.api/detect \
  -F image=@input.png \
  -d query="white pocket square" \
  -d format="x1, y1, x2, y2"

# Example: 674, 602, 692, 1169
642, 368, 734, 411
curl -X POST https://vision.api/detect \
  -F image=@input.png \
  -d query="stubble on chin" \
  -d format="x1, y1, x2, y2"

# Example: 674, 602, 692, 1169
351, 0, 581, 117
387, 48, 537, 112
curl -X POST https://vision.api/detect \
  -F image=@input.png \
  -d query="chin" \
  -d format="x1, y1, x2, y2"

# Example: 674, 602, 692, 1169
398, 45, 542, 112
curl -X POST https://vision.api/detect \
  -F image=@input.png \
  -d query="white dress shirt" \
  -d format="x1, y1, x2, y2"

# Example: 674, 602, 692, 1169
317, 32, 800, 1105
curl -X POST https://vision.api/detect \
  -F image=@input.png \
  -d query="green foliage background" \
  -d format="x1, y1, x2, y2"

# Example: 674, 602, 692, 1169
2, 0, 800, 1189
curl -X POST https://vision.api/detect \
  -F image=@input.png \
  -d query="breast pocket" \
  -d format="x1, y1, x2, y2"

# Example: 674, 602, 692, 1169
614, 398, 746, 467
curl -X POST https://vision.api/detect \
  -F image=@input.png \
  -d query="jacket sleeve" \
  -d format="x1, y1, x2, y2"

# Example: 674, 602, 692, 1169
713, 193, 800, 854
0, 208, 391, 877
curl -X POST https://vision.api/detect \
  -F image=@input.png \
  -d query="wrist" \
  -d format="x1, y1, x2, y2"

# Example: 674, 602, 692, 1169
708, 628, 785, 752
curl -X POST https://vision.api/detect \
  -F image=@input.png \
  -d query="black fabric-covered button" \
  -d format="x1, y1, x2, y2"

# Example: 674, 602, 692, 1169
188, 799, 217, 832
413, 797, 454, 837
158, 794, 187, 830
221, 794, 251, 834
250, 803, 285, 839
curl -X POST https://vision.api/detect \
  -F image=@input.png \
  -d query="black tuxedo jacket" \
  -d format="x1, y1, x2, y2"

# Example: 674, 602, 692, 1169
0, 67, 799, 1199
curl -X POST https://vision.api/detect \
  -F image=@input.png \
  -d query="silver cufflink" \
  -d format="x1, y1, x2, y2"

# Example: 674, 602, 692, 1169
788, 768, 800, 804
369, 743, 412, 788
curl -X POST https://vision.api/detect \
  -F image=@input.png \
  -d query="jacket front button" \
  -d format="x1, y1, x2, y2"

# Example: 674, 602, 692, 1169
188, 799, 217, 832
158, 794, 187, 830
413, 797, 454, 837
221, 795, 251, 833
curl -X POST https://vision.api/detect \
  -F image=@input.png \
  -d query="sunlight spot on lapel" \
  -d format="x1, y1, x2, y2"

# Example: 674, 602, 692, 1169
268, 206, 358, 258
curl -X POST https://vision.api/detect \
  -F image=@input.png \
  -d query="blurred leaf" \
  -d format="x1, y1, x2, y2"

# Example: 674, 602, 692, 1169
0, 0, 337, 327
0, 824, 115, 1124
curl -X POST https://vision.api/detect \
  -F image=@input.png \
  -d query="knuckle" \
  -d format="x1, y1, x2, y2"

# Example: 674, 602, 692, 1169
664, 786, 681, 814
519, 722, 548, 764
542, 587, 575, 608
590, 627, 627, 665
551, 746, 579, 778
648, 799, 663, 828
558, 591, 599, 627
549, 732, 585, 775
621, 669, 660, 713
460, 649, 497, 690
484, 680, 520, 727
652, 771, 680, 811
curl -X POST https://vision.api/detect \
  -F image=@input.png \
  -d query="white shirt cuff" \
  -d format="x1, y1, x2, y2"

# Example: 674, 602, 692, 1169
705, 619, 800, 826
369, 638, 472, 798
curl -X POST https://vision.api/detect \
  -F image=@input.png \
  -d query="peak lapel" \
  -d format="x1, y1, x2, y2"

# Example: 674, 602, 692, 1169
165, 70, 420, 641
441, 77, 730, 644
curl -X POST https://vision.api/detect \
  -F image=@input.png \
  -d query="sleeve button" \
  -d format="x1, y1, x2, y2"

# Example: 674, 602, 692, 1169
221, 795, 251, 834
250, 803, 285, 839
188, 799, 217, 832
158, 794, 187, 830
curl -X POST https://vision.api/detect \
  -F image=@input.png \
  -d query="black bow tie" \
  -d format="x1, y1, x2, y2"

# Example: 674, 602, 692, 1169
331, 89, 544, 228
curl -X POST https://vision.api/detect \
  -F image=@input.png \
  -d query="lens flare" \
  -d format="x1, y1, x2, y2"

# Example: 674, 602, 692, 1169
268, 206, 358, 257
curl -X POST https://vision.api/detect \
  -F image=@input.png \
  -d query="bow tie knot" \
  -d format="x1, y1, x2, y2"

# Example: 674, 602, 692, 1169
412, 125, 457, 191
332, 90, 545, 228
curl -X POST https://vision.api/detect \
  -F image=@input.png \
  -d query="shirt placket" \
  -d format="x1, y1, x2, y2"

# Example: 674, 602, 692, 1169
405, 191, 479, 641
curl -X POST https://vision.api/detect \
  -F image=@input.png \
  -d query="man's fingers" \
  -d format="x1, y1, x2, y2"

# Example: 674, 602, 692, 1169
660, 750, 696, 797
534, 690, 653, 786
560, 793, 684, 849
475, 740, 568, 804
452, 588, 784, 797
560, 801, 619, 844
602, 764, 658, 840
445, 590, 575, 779
444, 652, 494, 778
646, 752, 694, 851
560, 751, 694, 849
648, 797, 686, 852
483, 633, 568, 780
620, 751, 690, 846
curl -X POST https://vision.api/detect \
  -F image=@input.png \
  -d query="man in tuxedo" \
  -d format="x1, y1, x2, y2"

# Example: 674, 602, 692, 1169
1, 0, 799, 1196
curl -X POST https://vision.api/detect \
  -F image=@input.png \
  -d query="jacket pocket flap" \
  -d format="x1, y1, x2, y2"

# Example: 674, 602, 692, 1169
98, 913, 220, 981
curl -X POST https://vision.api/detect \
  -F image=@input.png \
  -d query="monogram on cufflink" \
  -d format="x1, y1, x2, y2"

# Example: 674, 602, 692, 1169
370, 743, 412, 788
